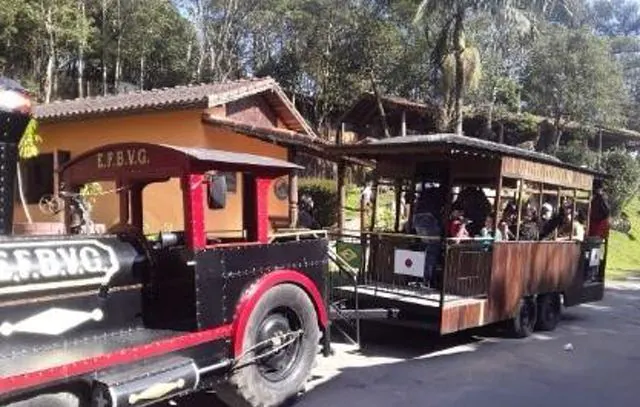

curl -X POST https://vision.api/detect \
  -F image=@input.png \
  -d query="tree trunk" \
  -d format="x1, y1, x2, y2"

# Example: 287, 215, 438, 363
553, 114, 562, 151
139, 55, 145, 90
486, 85, 497, 139
453, 9, 465, 136
16, 164, 32, 224
44, 6, 55, 104
77, 0, 86, 98
44, 49, 54, 104
102, 0, 108, 95
114, 0, 122, 93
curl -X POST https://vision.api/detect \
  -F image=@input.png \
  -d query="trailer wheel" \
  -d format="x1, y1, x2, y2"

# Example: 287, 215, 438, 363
535, 293, 561, 331
510, 297, 537, 338
218, 283, 320, 407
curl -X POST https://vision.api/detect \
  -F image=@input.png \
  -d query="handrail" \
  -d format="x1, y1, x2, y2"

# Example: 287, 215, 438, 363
268, 229, 328, 243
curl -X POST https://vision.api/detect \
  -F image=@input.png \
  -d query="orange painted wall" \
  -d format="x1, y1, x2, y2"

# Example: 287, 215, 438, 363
15, 108, 290, 235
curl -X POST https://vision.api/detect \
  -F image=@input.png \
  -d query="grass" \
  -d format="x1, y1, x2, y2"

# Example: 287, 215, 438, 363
606, 197, 640, 280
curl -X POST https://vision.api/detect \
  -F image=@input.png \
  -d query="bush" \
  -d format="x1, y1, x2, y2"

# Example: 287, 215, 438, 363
299, 178, 338, 228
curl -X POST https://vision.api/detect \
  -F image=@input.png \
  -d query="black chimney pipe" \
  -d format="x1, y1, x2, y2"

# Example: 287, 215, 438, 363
0, 77, 33, 235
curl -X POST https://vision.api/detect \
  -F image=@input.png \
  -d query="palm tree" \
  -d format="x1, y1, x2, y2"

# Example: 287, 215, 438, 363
414, 0, 571, 135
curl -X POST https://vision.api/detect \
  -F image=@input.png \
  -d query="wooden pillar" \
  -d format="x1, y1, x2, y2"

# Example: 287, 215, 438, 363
117, 179, 129, 224
515, 179, 524, 240
394, 179, 402, 231
130, 184, 143, 230
288, 148, 298, 228
336, 124, 346, 233
337, 160, 346, 233
369, 176, 379, 232
494, 176, 503, 232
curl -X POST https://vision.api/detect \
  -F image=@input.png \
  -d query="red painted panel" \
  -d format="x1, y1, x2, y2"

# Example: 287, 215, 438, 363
231, 269, 328, 357
183, 173, 205, 249
0, 325, 232, 394
255, 177, 272, 243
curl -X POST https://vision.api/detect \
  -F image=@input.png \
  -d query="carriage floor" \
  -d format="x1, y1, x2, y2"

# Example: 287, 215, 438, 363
333, 283, 485, 308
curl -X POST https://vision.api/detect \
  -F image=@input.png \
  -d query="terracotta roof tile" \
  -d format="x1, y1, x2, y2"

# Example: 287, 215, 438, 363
34, 77, 277, 121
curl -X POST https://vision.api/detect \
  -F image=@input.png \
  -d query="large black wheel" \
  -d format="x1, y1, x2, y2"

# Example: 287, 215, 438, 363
510, 297, 537, 338
535, 293, 561, 331
217, 283, 320, 407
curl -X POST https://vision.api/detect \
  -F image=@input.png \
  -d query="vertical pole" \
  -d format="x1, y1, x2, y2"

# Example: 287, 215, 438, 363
288, 148, 298, 229
515, 179, 524, 240
336, 124, 346, 234
401, 110, 407, 137
182, 174, 205, 249
53, 149, 63, 223
394, 179, 402, 232
130, 184, 143, 230
255, 177, 272, 243
117, 178, 129, 224
369, 176, 379, 232
337, 160, 346, 233
494, 176, 503, 232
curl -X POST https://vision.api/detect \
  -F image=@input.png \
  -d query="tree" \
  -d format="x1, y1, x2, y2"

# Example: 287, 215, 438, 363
524, 25, 627, 151
598, 148, 640, 217
413, 0, 568, 135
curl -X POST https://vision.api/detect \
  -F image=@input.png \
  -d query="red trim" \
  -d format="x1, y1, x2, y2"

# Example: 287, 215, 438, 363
255, 177, 272, 243
183, 173, 206, 249
0, 325, 232, 394
231, 269, 328, 357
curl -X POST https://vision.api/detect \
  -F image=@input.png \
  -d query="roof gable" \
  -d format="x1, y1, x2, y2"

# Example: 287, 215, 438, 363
33, 77, 315, 136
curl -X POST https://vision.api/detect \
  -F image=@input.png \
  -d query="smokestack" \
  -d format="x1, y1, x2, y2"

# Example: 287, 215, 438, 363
0, 77, 33, 235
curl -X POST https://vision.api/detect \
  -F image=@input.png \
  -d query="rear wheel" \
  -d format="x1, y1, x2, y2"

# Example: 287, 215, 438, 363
535, 293, 561, 331
217, 283, 320, 407
510, 297, 537, 338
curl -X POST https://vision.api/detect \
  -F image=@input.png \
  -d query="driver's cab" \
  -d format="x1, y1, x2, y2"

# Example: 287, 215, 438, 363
59, 142, 300, 251
58, 142, 301, 331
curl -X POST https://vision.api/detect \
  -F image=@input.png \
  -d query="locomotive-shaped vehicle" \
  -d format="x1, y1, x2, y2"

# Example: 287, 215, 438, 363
0, 80, 329, 407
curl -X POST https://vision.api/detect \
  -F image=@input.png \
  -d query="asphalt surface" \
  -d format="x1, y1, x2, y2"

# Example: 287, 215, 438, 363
171, 281, 640, 407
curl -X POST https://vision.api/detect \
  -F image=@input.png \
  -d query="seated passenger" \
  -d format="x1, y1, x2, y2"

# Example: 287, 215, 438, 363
448, 207, 470, 240
479, 213, 496, 239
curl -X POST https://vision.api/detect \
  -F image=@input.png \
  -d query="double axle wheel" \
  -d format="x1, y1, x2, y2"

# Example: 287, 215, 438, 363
510, 293, 562, 338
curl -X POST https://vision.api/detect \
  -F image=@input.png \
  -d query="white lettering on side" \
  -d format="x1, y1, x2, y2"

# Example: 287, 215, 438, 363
57, 248, 81, 275
0, 251, 10, 282
13, 250, 32, 281
79, 247, 103, 273
34, 249, 61, 278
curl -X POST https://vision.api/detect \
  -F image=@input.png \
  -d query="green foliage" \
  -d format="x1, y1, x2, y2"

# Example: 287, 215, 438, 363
606, 197, 640, 278
79, 182, 103, 208
524, 25, 627, 142
18, 119, 42, 159
555, 139, 599, 169
598, 148, 640, 217
298, 178, 338, 228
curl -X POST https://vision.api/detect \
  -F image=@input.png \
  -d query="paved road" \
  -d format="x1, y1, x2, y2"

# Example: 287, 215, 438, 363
169, 281, 640, 407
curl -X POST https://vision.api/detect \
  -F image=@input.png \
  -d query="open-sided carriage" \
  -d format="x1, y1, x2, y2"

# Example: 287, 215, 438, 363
329, 134, 608, 337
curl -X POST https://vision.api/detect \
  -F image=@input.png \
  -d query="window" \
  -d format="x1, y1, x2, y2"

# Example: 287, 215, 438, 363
18, 150, 70, 204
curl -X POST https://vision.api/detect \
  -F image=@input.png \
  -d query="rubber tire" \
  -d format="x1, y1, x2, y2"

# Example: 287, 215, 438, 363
535, 293, 561, 331
217, 283, 320, 407
510, 297, 537, 338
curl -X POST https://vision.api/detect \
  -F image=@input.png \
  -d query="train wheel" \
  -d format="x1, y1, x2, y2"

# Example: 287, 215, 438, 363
510, 297, 537, 338
218, 283, 320, 407
535, 293, 561, 331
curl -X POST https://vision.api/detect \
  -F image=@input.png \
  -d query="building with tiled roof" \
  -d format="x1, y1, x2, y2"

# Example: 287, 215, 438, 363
18, 77, 324, 234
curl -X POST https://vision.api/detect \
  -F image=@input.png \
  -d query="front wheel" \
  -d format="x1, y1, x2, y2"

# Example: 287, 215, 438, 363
217, 283, 320, 407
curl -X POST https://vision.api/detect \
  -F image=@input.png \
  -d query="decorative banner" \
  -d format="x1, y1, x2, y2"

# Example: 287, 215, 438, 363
394, 249, 425, 277
335, 241, 361, 270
